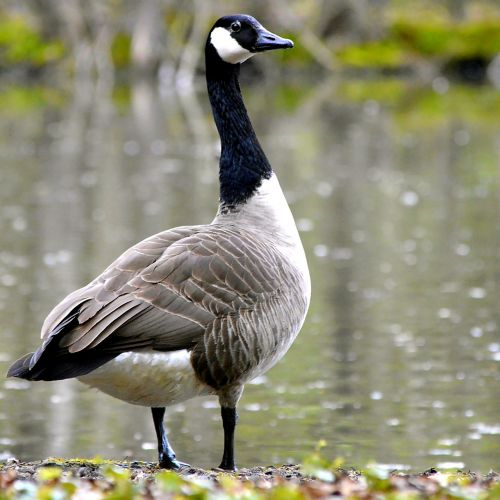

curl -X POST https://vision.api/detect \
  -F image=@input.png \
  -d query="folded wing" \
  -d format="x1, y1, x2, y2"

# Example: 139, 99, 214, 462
9, 223, 283, 380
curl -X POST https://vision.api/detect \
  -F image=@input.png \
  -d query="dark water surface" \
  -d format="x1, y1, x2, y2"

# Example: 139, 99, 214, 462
0, 76, 498, 471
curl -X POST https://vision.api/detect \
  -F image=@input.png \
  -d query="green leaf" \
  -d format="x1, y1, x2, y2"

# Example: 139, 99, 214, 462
364, 464, 392, 492
301, 441, 342, 482
102, 465, 137, 500
37, 466, 63, 482
269, 484, 305, 500
156, 470, 185, 493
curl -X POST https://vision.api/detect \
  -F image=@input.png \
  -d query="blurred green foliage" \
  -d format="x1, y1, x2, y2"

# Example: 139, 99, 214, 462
0, 1, 499, 73
276, 33, 317, 69
333, 79, 500, 127
336, 79, 409, 104
1, 77, 499, 129
337, 19, 500, 68
0, 13, 64, 67
0, 86, 65, 115
395, 84, 500, 126
392, 19, 500, 57
336, 41, 407, 68
111, 32, 132, 68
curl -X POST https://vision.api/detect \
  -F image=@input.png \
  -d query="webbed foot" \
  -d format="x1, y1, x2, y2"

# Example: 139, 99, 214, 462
152, 407, 188, 470
217, 461, 237, 471
158, 454, 189, 470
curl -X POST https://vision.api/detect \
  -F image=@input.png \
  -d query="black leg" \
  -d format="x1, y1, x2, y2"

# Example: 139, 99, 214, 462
151, 407, 185, 469
219, 406, 238, 470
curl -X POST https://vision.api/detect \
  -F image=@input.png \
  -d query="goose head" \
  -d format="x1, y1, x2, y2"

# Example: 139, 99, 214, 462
207, 14, 294, 65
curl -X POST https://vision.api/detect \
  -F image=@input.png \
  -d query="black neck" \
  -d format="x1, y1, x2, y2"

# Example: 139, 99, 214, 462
205, 44, 272, 211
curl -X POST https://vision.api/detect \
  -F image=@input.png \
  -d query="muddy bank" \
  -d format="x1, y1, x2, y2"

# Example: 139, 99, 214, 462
1, 459, 499, 498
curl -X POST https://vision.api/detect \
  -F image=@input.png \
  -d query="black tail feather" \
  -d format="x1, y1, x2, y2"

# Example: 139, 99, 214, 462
7, 309, 119, 381
7, 348, 119, 381
6, 352, 35, 379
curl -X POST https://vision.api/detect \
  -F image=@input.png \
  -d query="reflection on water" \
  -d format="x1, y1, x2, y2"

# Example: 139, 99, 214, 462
0, 75, 498, 471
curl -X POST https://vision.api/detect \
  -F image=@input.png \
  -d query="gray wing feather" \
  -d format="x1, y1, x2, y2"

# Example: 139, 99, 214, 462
61, 298, 145, 351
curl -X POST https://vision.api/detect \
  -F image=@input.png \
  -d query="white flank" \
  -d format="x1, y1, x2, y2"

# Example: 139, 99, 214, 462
210, 27, 254, 64
78, 350, 214, 407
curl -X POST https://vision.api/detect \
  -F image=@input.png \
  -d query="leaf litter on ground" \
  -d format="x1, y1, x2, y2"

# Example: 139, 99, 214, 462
1, 455, 499, 499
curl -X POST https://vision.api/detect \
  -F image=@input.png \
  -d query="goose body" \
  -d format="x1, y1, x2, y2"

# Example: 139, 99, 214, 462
8, 15, 310, 470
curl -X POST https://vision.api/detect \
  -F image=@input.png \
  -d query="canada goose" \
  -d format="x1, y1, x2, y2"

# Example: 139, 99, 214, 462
8, 14, 310, 471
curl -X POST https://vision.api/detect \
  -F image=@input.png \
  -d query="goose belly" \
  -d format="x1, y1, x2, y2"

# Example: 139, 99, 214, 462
78, 350, 213, 407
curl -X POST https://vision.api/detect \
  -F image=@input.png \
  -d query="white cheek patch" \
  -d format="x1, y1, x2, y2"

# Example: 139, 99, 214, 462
210, 27, 255, 64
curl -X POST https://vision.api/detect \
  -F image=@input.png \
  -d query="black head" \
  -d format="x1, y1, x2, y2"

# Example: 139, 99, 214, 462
207, 14, 294, 65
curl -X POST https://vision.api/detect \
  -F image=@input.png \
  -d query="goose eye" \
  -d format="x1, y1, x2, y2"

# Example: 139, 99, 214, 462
230, 21, 241, 33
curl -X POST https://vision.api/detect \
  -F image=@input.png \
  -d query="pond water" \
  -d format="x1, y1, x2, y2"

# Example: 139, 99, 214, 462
0, 73, 498, 472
